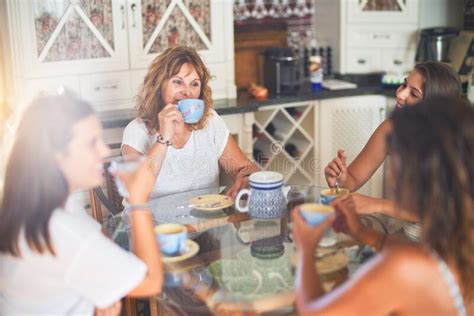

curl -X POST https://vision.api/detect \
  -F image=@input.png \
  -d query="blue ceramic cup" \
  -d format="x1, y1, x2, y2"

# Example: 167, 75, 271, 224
319, 188, 350, 205
299, 203, 334, 225
300, 203, 336, 247
177, 99, 205, 123
155, 224, 188, 256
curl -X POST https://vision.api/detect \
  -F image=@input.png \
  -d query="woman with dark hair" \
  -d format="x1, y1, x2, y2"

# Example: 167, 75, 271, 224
293, 96, 473, 315
324, 61, 462, 220
122, 46, 258, 198
0, 91, 163, 315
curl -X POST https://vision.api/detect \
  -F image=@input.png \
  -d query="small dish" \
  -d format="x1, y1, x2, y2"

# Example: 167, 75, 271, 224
315, 248, 349, 274
162, 239, 200, 263
189, 194, 233, 211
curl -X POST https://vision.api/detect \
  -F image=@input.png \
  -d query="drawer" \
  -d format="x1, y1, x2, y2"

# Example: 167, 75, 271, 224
345, 49, 382, 73
346, 24, 418, 49
79, 71, 133, 104
382, 49, 416, 74
22, 76, 80, 105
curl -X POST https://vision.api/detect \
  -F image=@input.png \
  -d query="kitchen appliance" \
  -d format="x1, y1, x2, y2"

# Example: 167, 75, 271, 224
263, 47, 300, 95
415, 27, 459, 63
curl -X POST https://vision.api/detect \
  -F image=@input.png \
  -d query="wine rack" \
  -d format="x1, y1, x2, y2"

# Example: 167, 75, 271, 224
253, 101, 317, 185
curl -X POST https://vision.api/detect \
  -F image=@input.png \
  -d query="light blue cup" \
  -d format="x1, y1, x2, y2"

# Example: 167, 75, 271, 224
319, 188, 349, 205
300, 203, 335, 225
155, 224, 188, 256
177, 98, 205, 123
300, 203, 336, 247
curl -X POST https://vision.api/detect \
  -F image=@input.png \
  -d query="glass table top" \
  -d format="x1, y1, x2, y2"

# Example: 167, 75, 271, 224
107, 184, 390, 314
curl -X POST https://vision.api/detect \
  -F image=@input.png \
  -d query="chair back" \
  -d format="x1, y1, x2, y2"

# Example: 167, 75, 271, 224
89, 161, 123, 224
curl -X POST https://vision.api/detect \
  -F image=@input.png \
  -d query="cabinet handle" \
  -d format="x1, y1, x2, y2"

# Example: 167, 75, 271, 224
379, 107, 385, 121
393, 59, 403, 65
357, 59, 366, 65
94, 84, 118, 91
120, 5, 125, 29
372, 33, 391, 40
131, 3, 136, 28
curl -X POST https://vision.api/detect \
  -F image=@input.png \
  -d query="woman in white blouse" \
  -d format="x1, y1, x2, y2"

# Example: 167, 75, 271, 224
122, 46, 258, 198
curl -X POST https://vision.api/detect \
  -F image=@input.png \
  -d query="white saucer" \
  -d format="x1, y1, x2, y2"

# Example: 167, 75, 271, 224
162, 239, 200, 263
189, 194, 234, 211
315, 249, 349, 274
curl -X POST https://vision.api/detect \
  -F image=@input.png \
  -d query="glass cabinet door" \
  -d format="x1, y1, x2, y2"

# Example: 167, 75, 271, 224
128, 0, 225, 69
359, 0, 405, 12
347, 0, 418, 23
19, 0, 128, 77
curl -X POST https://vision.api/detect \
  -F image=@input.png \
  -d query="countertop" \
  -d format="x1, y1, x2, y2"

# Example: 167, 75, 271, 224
98, 75, 397, 129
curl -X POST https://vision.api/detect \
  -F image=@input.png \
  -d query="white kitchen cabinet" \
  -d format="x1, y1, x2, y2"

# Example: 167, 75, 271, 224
250, 95, 387, 195
315, 95, 387, 198
6, 0, 236, 111
314, 0, 419, 74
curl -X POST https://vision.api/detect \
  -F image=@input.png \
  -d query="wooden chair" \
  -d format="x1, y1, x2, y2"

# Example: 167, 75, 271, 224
89, 162, 159, 316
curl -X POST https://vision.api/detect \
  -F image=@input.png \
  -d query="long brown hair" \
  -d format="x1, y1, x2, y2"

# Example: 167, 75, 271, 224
0, 91, 94, 256
415, 61, 462, 99
388, 96, 474, 298
135, 46, 213, 134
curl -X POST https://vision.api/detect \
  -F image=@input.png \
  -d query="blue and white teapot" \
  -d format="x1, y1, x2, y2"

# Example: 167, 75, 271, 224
235, 171, 290, 219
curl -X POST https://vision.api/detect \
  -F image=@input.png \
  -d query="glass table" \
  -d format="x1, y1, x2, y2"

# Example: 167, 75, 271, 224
107, 185, 392, 315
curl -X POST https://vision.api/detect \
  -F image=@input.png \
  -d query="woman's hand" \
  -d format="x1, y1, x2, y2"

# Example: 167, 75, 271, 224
324, 149, 347, 188
340, 193, 383, 214
94, 301, 121, 316
291, 208, 336, 255
226, 174, 250, 199
332, 198, 369, 243
157, 103, 184, 140
114, 157, 156, 204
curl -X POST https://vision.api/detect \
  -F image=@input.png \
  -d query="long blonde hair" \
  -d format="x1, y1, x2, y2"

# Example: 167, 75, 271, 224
135, 46, 213, 133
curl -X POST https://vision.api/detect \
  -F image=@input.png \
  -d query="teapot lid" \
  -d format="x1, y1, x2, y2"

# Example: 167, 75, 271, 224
249, 171, 284, 188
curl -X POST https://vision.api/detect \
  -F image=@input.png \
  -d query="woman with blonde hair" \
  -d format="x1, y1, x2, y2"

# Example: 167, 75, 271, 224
122, 46, 257, 197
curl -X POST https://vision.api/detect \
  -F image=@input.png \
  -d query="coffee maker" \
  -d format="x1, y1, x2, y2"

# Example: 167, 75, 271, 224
263, 47, 300, 96
415, 27, 459, 63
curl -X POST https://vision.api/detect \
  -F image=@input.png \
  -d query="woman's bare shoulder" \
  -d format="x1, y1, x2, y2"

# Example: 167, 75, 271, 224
382, 245, 438, 280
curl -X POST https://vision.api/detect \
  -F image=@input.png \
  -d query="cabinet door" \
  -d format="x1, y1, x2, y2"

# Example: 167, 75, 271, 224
128, 0, 226, 69
10, 0, 129, 77
316, 96, 386, 197
346, 0, 418, 24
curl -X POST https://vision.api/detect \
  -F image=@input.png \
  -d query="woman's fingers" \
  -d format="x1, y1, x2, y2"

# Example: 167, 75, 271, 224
326, 162, 341, 176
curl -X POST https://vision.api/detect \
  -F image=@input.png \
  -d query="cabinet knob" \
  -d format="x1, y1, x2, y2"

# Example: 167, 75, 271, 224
393, 59, 402, 65
357, 59, 366, 65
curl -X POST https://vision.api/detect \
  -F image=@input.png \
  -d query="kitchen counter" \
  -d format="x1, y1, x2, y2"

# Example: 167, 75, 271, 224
98, 77, 397, 129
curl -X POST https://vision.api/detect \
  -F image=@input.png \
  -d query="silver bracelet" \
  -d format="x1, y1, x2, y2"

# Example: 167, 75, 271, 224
156, 133, 173, 147
125, 203, 151, 212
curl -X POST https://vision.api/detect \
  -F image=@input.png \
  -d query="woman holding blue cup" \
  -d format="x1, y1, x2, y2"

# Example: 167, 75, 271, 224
122, 46, 258, 198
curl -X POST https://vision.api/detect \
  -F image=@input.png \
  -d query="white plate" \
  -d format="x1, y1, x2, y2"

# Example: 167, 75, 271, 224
189, 194, 234, 211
